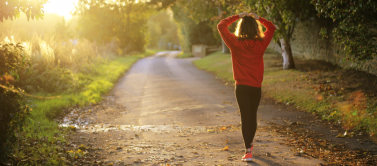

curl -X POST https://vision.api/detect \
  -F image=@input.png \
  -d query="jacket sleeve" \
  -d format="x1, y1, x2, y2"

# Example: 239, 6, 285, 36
217, 15, 240, 49
258, 17, 276, 49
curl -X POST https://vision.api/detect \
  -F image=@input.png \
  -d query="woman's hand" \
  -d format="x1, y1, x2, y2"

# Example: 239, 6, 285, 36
249, 12, 260, 20
239, 12, 249, 18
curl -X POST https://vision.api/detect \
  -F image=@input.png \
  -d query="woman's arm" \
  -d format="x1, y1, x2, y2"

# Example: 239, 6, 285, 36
258, 17, 276, 49
217, 14, 241, 49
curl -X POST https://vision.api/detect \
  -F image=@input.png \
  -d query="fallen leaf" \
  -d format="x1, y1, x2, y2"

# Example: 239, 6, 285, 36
221, 146, 229, 151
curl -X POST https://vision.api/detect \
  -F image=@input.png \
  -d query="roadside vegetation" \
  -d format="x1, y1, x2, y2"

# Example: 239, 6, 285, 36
0, 33, 159, 165
194, 51, 377, 137
176, 52, 194, 58
1, 0, 178, 164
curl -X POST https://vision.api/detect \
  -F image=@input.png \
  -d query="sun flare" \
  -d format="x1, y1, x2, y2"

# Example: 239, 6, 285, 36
43, 0, 78, 20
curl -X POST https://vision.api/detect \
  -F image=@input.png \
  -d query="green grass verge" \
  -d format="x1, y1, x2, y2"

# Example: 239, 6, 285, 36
12, 50, 159, 165
193, 51, 233, 82
193, 51, 377, 135
176, 52, 194, 58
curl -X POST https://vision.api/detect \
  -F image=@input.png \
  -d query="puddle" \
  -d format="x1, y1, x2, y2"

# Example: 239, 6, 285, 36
75, 124, 207, 133
60, 108, 90, 129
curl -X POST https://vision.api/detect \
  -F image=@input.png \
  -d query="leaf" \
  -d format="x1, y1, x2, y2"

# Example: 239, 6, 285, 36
336, 133, 345, 138
221, 146, 229, 151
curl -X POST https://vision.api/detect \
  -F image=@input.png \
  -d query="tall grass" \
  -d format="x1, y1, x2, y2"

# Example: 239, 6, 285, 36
1, 33, 122, 93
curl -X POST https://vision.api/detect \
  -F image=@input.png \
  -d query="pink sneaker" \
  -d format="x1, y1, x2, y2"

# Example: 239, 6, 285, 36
242, 152, 253, 161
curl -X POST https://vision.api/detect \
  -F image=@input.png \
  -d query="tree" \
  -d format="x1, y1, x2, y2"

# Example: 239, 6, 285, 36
75, 0, 152, 52
233, 0, 316, 69
312, 0, 377, 64
170, 5, 218, 53
146, 10, 180, 49
148, 0, 228, 53
177, 0, 231, 53
147, 0, 176, 10
55, 17, 72, 39
0, 0, 48, 22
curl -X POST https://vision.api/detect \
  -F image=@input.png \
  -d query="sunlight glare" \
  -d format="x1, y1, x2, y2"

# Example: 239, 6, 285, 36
43, 0, 78, 20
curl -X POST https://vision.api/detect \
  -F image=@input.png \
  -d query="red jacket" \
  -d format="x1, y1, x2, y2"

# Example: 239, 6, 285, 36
217, 15, 276, 87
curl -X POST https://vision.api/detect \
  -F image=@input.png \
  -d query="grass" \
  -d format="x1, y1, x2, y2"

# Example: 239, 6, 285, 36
10, 50, 159, 165
193, 51, 233, 82
193, 50, 377, 136
176, 52, 194, 58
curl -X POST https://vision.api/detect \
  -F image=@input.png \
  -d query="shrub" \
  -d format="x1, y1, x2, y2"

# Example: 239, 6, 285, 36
0, 86, 31, 162
0, 42, 30, 81
0, 42, 31, 163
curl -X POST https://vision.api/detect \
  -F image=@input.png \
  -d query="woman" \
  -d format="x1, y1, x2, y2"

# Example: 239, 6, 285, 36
217, 12, 276, 162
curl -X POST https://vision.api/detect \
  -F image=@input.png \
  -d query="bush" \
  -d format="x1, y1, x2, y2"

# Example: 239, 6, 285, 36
0, 42, 31, 163
0, 42, 29, 81
0, 86, 30, 162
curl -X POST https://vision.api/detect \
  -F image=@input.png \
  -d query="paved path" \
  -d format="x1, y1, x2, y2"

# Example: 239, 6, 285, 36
69, 51, 326, 165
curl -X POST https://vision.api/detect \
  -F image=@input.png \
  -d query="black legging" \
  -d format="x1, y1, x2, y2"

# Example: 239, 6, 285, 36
235, 84, 261, 149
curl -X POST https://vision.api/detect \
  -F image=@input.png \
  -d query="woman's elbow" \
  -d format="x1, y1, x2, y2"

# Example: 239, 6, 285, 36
217, 23, 222, 29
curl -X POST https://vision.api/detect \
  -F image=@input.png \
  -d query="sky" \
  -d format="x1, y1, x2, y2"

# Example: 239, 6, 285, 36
43, 0, 79, 20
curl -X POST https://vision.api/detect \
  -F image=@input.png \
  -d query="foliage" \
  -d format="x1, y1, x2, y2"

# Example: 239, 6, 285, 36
7, 50, 158, 165
312, 0, 377, 62
171, 5, 219, 53
0, 41, 31, 163
0, 0, 48, 22
147, 0, 176, 10
147, 0, 221, 52
0, 34, 119, 93
176, 0, 231, 51
55, 17, 72, 40
238, 0, 317, 44
75, 0, 152, 53
147, 10, 180, 49
0, 86, 31, 163
176, 52, 194, 58
0, 13, 67, 40
0, 42, 30, 82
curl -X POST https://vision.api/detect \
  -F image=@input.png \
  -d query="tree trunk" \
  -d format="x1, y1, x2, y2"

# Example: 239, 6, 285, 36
279, 38, 295, 69
218, 6, 230, 54
221, 39, 230, 53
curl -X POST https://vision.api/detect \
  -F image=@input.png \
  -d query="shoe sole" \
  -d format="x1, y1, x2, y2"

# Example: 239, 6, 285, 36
242, 158, 252, 162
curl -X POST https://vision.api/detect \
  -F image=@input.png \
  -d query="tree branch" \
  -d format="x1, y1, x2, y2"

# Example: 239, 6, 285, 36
290, 21, 296, 38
